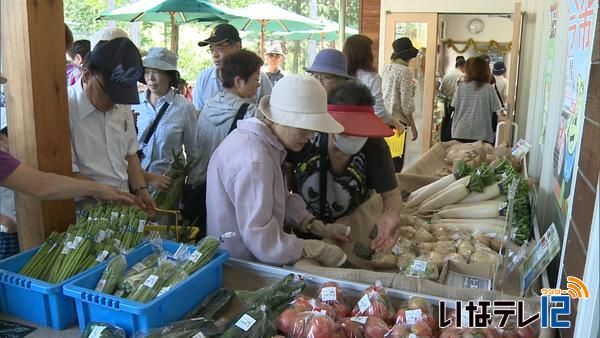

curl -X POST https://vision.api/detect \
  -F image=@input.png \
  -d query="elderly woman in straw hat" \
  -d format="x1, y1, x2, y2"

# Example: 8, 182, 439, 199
206, 75, 352, 267
133, 47, 199, 197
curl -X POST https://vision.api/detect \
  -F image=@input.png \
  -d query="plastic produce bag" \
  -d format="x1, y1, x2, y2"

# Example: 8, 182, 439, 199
290, 310, 336, 338
405, 258, 439, 281
95, 254, 127, 295
351, 281, 395, 323
317, 282, 351, 319
371, 253, 397, 269
337, 316, 389, 338
395, 252, 416, 272
221, 305, 276, 338
81, 322, 126, 338
419, 252, 445, 270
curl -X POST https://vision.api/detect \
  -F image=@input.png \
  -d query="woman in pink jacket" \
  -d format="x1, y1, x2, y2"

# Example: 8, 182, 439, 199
206, 75, 353, 266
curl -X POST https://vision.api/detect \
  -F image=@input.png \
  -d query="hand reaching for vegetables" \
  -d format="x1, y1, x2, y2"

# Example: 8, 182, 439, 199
91, 183, 137, 205
145, 172, 172, 190
136, 188, 157, 213
371, 209, 401, 252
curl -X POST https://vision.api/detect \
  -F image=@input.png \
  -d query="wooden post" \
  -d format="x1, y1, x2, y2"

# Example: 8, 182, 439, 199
1, 0, 76, 249
502, 2, 523, 146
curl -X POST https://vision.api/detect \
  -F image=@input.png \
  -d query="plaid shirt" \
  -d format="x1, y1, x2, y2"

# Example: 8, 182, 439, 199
0, 232, 19, 260
134, 89, 199, 176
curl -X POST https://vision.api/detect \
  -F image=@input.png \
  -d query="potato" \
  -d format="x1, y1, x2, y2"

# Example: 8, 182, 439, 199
433, 241, 456, 255
371, 253, 397, 269
421, 251, 445, 270
396, 252, 416, 272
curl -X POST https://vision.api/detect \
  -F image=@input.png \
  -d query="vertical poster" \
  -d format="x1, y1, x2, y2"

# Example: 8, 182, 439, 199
538, 3, 558, 146
552, 0, 599, 215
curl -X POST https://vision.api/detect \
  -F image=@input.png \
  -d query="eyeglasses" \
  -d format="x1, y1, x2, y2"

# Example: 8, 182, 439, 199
267, 53, 282, 58
93, 74, 108, 94
209, 42, 232, 54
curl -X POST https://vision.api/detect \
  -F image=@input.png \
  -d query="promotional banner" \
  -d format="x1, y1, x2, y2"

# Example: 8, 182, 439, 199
553, 0, 599, 216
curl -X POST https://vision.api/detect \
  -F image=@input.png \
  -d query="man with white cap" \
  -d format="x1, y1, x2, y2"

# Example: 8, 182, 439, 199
206, 75, 350, 266
192, 23, 272, 111
262, 42, 287, 86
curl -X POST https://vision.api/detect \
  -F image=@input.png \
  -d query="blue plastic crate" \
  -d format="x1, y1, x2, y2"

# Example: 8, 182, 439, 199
0, 245, 109, 330
63, 240, 228, 336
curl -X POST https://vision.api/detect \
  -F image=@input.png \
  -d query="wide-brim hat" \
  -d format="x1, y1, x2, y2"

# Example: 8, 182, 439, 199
305, 49, 353, 79
392, 37, 419, 59
259, 75, 343, 133
266, 43, 284, 55
142, 47, 178, 71
327, 105, 393, 137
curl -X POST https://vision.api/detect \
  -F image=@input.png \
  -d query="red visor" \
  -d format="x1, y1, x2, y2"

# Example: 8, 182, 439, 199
327, 105, 394, 137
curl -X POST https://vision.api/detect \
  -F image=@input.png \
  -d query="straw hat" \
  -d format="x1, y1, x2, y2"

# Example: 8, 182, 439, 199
259, 75, 343, 133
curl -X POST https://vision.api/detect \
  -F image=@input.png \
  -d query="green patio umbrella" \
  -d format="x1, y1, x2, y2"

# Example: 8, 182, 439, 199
97, 0, 237, 52
274, 20, 358, 47
227, 3, 324, 57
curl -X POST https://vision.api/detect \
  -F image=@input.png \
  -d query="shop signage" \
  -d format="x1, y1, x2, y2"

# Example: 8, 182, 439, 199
538, 3, 558, 146
552, 0, 599, 215
438, 276, 589, 329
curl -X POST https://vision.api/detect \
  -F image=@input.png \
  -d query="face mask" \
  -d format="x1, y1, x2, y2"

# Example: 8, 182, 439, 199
332, 134, 368, 155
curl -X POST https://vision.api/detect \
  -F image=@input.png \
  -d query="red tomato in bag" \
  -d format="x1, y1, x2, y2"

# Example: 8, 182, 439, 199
291, 311, 336, 338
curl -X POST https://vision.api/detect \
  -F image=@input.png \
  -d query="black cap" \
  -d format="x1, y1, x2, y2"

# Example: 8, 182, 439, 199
493, 61, 506, 75
392, 37, 419, 60
91, 37, 143, 105
198, 24, 241, 47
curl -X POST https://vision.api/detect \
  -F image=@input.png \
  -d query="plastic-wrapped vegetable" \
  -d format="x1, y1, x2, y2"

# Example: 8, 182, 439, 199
456, 239, 475, 258
398, 226, 415, 239
95, 254, 127, 295
405, 258, 439, 281
470, 245, 499, 265
136, 317, 220, 338
395, 252, 416, 272
433, 241, 456, 255
276, 295, 315, 335
127, 260, 177, 303
81, 322, 126, 338
371, 253, 397, 269
472, 232, 492, 247
317, 282, 350, 320
117, 268, 153, 295
221, 305, 275, 338
235, 273, 305, 312
181, 236, 221, 275
412, 228, 434, 243
156, 270, 189, 298
290, 310, 336, 338
184, 288, 233, 320
351, 281, 395, 323
337, 316, 389, 338
420, 252, 445, 270
416, 242, 435, 255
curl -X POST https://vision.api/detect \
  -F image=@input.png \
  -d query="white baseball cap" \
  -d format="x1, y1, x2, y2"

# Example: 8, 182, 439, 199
259, 75, 343, 133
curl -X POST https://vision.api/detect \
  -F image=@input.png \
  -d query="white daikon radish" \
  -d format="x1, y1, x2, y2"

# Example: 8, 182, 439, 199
430, 221, 505, 234
458, 184, 501, 204
406, 174, 456, 207
435, 202, 507, 219
492, 194, 508, 202
418, 176, 471, 211
417, 176, 471, 208
440, 200, 506, 211
431, 218, 506, 227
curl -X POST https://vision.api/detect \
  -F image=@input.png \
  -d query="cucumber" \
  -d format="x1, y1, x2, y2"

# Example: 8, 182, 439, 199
184, 288, 234, 320
81, 322, 125, 338
221, 306, 275, 338
235, 274, 305, 312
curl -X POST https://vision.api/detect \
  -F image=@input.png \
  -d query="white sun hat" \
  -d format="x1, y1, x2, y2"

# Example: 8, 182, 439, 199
259, 75, 344, 133
142, 47, 178, 71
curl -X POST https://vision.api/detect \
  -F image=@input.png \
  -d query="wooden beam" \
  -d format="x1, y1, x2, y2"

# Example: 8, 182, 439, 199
359, 0, 381, 71
1, 0, 76, 249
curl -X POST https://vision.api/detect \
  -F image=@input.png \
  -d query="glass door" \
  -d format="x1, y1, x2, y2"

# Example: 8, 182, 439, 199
384, 13, 438, 165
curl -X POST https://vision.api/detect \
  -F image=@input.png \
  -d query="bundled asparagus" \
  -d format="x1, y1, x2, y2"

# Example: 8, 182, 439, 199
152, 150, 199, 210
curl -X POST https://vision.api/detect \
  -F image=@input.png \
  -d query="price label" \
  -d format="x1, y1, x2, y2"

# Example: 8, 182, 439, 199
235, 313, 257, 332
405, 309, 423, 325
48, 243, 57, 253
110, 212, 119, 222
143, 274, 159, 288
71, 236, 84, 249
113, 239, 121, 248
350, 316, 368, 324
138, 219, 146, 233
114, 290, 124, 297
89, 325, 106, 338
191, 333, 206, 338
157, 286, 171, 297
95, 279, 106, 292
132, 262, 147, 273
357, 294, 372, 313
105, 229, 115, 238
61, 242, 72, 255
94, 230, 106, 243
320, 287, 337, 302
413, 259, 427, 272
188, 251, 202, 263
96, 250, 109, 263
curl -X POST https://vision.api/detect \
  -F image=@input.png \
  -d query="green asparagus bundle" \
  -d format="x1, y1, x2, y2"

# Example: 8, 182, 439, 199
152, 150, 199, 209
127, 262, 178, 303
95, 254, 128, 294
180, 236, 221, 275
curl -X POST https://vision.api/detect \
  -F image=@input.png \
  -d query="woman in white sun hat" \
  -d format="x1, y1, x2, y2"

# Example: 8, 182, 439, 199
133, 47, 199, 206
206, 75, 351, 267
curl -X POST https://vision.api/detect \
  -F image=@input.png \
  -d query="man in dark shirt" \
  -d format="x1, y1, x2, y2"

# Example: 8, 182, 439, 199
262, 43, 287, 86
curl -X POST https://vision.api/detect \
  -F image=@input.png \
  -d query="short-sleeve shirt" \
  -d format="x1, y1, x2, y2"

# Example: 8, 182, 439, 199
451, 82, 502, 144
0, 150, 20, 183
68, 81, 139, 191
382, 62, 416, 126
289, 134, 397, 223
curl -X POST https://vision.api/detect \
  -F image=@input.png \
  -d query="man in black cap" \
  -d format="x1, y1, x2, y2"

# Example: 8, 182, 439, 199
192, 23, 272, 111
67, 37, 156, 211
